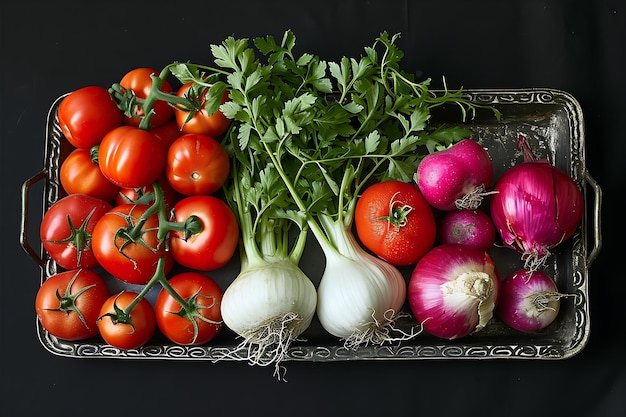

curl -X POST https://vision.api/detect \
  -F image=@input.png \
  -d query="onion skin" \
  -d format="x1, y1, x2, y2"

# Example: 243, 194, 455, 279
316, 228, 406, 340
490, 151, 584, 268
496, 269, 563, 332
415, 139, 494, 211
408, 243, 500, 339
221, 259, 317, 340
437, 209, 496, 252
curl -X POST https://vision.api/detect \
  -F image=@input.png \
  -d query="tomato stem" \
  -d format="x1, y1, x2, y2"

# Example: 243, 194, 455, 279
126, 182, 167, 239
120, 256, 167, 315
120, 255, 195, 322
374, 191, 413, 229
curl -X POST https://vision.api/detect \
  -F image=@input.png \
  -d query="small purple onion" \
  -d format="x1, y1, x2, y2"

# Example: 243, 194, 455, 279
496, 269, 569, 332
416, 139, 494, 211
437, 209, 496, 252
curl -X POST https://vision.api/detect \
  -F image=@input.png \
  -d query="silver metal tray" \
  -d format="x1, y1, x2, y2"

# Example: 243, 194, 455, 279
21, 88, 602, 362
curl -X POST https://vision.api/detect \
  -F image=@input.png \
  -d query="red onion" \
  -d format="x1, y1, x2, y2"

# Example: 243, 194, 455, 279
408, 243, 500, 339
496, 269, 570, 332
437, 209, 496, 252
490, 134, 584, 270
415, 139, 494, 211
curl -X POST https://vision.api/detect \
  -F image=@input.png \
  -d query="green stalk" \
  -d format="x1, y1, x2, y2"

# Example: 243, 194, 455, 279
119, 255, 196, 321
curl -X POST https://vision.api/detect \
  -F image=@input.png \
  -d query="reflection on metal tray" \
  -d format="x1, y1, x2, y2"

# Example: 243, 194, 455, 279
21, 88, 602, 362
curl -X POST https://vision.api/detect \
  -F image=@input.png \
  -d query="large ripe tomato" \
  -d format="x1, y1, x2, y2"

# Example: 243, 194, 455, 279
166, 134, 230, 196
60, 148, 120, 202
35, 269, 110, 341
40, 194, 112, 270
98, 126, 166, 189
120, 67, 173, 129
355, 180, 436, 266
174, 83, 231, 138
169, 195, 239, 271
155, 272, 224, 345
97, 291, 156, 350
58, 86, 122, 149
91, 204, 174, 284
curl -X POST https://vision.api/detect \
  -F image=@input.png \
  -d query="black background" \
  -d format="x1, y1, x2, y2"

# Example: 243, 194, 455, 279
1, 1, 624, 416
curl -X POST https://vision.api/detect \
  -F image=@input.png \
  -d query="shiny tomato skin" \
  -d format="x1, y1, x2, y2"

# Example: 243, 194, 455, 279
58, 86, 123, 149
60, 148, 120, 202
166, 134, 230, 196
36, 269, 111, 341
149, 119, 183, 149
155, 272, 224, 345
174, 83, 231, 138
355, 180, 436, 266
40, 194, 112, 270
91, 204, 174, 284
169, 195, 239, 271
98, 126, 166, 189
97, 291, 156, 350
120, 67, 173, 129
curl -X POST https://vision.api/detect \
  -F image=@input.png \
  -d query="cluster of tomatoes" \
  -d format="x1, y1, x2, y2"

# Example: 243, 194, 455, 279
35, 68, 241, 350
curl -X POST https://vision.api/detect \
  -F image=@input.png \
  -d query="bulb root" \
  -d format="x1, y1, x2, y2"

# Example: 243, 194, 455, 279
212, 312, 304, 381
455, 185, 497, 210
531, 291, 574, 312
522, 249, 551, 272
342, 309, 421, 350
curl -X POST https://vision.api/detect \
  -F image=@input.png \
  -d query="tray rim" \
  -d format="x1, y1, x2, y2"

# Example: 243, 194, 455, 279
28, 87, 598, 362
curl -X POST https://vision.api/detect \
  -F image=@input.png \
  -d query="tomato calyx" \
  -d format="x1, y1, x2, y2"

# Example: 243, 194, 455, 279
109, 68, 191, 131
45, 208, 99, 267
181, 215, 203, 240
44, 270, 95, 331
162, 287, 222, 344
110, 207, 162, 265
176, 84, 205, 113
109, 83, 144, 120
375, 191, 414, 229
97, 292, 136, 330
89, 145, 100, 165
175, 83, 215, 127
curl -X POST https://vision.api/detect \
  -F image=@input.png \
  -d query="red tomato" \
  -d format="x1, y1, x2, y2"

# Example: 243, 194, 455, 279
169, 195, 239, 271
355, 180, 436, 266
58, 86, 122, 149
60, 148, 120, 202
120, 67, 173, 128
174, 83, 231, 137
35, 269, 110, 341
91, 204, 174, 284
166, 134, 230, 196
40, 194, 112, 270
97, 291, 156, 350
149, 119, 183, 149
98, 126, 166, 188
155, 272, 224, 345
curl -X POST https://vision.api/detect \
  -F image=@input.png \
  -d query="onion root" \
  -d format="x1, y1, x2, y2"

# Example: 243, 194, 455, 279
213, 312, 305, 381
342, 309, 421, 350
